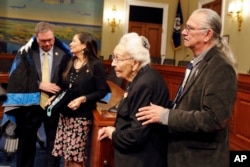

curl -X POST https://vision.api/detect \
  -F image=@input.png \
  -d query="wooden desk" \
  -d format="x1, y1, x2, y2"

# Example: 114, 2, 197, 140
90, 110, 116, 167
90, 80, 124, 167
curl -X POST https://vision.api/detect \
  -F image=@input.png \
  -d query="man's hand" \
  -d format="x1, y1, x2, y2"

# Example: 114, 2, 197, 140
136, 103, 165, 125
39, 82, 61, 94
45, 95, 56, 106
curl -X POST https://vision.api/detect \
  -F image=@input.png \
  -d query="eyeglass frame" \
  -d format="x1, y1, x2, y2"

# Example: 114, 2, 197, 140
37, 37, 54, 44
183, 24, 208, 33
112, 55, 134, 63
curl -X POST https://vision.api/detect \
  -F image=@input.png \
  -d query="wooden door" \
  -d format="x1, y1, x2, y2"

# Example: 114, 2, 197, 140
202, 0, 222, 16
129, 21, 162, 59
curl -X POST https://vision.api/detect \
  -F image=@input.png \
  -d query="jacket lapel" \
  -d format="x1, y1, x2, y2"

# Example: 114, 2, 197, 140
179, 46, 217, 99
183, 61, 206, 93
51, 46, 61, 80
32, 50, 42, 80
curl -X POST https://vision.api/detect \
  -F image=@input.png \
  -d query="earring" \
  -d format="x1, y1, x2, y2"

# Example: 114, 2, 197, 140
131, 69, 137, 76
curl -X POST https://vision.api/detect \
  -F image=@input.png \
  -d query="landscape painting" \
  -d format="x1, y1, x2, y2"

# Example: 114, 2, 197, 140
0, 0, 104, 54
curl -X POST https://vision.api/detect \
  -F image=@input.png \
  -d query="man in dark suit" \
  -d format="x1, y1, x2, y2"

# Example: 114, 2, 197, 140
3, 22, 71, 167
136, 8, 237, 167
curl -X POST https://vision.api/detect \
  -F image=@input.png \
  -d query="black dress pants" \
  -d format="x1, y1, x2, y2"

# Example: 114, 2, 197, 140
43, 110, 61, 167
13, 106, 61, 167
13, 106, 43, 167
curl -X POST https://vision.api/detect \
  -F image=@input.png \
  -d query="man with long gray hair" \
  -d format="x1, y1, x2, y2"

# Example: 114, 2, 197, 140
136, 8, 237, 167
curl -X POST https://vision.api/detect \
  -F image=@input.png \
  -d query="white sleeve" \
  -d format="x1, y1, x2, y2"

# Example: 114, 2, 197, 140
159, 108, 170, 125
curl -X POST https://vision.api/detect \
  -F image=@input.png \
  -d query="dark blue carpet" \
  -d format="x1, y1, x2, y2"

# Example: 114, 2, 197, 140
0, 124, 63, 167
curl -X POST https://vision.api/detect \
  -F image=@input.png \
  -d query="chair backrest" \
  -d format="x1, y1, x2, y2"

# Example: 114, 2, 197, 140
163, 59, 175, 65
178, 60, 190, 67
151, 57, 161, 64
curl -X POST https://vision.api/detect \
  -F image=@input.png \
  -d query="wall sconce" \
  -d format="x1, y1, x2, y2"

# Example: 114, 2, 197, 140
228, 0, 243, 31
107, 6, 121, 33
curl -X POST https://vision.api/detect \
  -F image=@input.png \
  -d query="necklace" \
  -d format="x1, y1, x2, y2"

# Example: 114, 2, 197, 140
74, 59, 87, 71
123, 83, 130, 99
69, 71, 79, 88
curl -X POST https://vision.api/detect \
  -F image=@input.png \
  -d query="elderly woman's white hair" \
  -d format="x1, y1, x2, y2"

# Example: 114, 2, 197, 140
118, 32, 151, 67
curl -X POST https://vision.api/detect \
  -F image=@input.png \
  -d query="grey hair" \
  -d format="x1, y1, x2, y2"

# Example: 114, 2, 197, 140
192, 8, 237, 72
118, 32, 151, 67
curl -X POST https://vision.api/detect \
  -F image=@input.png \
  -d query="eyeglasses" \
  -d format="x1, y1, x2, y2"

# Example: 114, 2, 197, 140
183, 24, 208, 33
112, 56, 133, 63
38, 38, 54, 44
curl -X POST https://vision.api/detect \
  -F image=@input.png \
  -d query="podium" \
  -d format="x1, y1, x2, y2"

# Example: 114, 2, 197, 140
90, 80, 124, 167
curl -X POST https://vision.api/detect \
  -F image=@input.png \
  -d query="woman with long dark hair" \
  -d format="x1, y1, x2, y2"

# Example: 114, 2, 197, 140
50, 32, 107, 167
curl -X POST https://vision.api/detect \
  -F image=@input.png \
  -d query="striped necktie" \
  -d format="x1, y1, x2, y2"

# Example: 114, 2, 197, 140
40, 52, 50, 109
171, 60, 193, 109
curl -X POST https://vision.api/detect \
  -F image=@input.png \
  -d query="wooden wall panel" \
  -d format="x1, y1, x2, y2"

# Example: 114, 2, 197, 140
230, 74, 250, 150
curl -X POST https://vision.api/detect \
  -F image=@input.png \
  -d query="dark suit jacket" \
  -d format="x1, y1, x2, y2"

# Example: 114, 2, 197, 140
32, 45, 70, 89
3, 37, 71, 108
59, 59, 107, 119
112, 65, 169, 167
168, 46, 237, 167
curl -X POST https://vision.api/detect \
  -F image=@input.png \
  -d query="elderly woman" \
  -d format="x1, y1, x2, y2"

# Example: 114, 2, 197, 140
97, 32, 169, 167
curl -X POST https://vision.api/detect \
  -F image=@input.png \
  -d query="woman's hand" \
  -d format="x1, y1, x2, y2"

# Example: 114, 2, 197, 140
97, 127, 108, 141
97, 126, 115, 141
68, 96, 86, 110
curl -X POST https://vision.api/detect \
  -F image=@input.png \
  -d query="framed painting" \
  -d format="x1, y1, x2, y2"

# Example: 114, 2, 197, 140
0, 0, 104, 54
